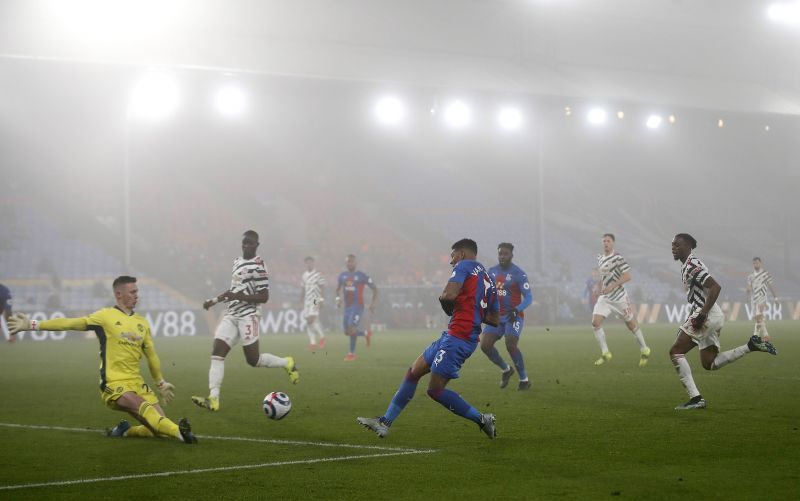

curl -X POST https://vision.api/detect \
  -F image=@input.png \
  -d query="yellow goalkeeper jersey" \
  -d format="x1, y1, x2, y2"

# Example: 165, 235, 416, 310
40, 306, 163, 390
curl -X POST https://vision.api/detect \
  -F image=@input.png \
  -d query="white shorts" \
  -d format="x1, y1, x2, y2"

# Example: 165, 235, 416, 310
214, 314, 260, 347
303, 299, 321, 318
679, 304, 724, 350
592, 295, 634, 322
751, 301, 767, 316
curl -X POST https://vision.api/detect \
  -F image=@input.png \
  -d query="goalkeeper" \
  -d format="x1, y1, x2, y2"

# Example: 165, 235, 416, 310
7, 275, 197, 444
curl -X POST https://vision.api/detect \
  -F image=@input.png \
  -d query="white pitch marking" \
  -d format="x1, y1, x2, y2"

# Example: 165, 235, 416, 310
0, 422, 425, 452
0, 449, 435, 491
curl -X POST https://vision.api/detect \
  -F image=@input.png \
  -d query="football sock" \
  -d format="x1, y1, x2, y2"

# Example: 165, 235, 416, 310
349, 334, 357, 354
256, 353, 289, 368
484, 346, 509, 371
126, 425, 154, 438
427, 387, 482, 425
209, 356, 225, 399
314, 322, 326, 341
383, 369, 420, 425
671, 354, 700, 398
509, 347, 528, 381
593, 327, 609, 354
711, 344, 750, 370
306, 324, 316, 345
632, 328, 648, 350
138, 401, 180, 440
756, 321, 768, 338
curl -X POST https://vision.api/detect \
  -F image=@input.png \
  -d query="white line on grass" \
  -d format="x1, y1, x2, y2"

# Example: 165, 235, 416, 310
0, 422, 424, 452
0, 422, 438, 491
0, 450, 434, 491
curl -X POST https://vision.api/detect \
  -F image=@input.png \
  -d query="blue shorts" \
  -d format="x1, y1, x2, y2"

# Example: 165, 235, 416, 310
343, 306, 364, 330
483, 317, 524, 338
422, 332, 477, 380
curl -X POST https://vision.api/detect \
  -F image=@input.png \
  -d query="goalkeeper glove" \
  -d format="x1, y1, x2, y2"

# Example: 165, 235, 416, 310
157, 380, 175, 405
7, 313, 38, 334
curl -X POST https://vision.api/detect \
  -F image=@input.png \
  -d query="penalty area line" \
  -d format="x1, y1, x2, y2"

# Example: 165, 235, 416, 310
0, 422, 429, 452
0, 449, 436, 491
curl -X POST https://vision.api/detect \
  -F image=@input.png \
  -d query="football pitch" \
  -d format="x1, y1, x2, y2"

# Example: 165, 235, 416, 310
1, 322, 798, 500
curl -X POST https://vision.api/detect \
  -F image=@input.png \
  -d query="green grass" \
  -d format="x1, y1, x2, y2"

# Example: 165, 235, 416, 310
1, 322, 799, 500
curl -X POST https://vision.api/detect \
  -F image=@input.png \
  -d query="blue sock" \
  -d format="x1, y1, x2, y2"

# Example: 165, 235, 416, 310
483, 346, 510, 371
349, 334, 356, 353
427, 388, 482, 425
509, 347, 527, 380
383, 369, 419, 425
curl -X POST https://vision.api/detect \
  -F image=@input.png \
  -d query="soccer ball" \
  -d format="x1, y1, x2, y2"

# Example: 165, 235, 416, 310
262, 391, 292, 420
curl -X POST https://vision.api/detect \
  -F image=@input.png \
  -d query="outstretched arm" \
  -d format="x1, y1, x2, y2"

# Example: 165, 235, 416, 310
7, 314, 89, 334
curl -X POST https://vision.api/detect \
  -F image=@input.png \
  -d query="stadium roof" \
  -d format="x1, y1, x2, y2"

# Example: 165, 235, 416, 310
1, 0, 799, 115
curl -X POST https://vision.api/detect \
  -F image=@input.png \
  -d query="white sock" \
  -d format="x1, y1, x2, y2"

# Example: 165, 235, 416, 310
711, 344, 750, 370
209, 356, 225, 399
631, 328, 648, 350
671, 354, 700, 398
593, 327, 609, 354
256, 353, 288, 368
314, 321, 326, 340
306, 324, 317, 345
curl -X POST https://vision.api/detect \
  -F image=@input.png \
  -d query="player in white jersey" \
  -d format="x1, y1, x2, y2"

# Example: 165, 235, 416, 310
590, 234, 650, 367
747, 257, 778, 342
669, 234, 777, 410
300, 256, 327, 351
191, 230, 299, 412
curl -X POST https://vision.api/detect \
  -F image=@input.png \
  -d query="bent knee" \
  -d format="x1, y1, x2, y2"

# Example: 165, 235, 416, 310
426, 387, 444, 400
245, 357, 260, 367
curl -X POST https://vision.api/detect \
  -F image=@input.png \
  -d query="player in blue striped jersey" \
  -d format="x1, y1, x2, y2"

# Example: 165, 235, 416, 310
480, 243, 534, 390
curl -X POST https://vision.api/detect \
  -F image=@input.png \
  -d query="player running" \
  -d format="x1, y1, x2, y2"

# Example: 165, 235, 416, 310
300, 256, 327, 350
747, 257, 778, 342
480, 242, 534, 390
7, 276, 197, 443
590, 233, 651, 367
192, 230, 299, 412
357, 238, 499, 439
335, 254, 378, 361
669, 234, 777, 410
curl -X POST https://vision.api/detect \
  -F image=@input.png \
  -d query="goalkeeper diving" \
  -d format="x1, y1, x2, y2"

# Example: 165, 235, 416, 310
7, 276, 197, 444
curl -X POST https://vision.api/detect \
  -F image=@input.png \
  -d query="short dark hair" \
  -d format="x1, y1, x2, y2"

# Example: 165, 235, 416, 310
498, 242, 514, 252
603, 233, 615, 241
675, 233, 697, 249
305, 256, 315, 262
243, 230, 259, 240
112, 276, 137, 289
452, 238, 478, 255
753, 257, 762, 262
346, 254, 356, 259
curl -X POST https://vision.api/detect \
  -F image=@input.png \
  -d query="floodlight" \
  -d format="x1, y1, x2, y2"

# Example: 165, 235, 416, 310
668, 115, 677, 124
587, 107, 607, 125
128, 72, 180, 121
646, 115, 663, 129
616, 111, 625, 120
497, 107, 523, 130
444, 100, 472, 128
373, 96, 406, 126
214, 85, 247, 117
767, 2, 800, 25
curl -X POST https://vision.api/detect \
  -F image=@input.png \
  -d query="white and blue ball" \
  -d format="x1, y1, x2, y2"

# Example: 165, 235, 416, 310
263, 391, 292, 420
